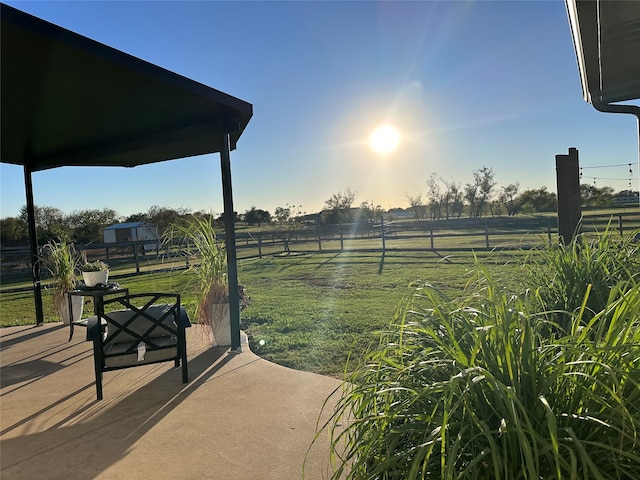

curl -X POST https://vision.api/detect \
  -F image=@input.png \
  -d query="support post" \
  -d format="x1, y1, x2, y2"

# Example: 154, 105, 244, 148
220, 133, 241, 351
556, 147, 582, 244
133, 242, 140, 273
485, 222, 490, 248
618, 214, 623, 237
24, 164, 44, 325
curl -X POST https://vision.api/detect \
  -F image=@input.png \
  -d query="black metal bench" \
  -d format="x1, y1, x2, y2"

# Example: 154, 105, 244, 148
86, 292, 191, 400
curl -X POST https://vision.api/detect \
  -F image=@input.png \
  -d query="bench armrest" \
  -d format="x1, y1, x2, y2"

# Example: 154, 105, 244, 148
177, 307, 192, 329
86, 316, 102, 341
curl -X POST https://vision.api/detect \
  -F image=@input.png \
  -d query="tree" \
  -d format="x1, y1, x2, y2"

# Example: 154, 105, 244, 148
500, 183, 521, 216
517, 187, 557, 213
274, 206, 292, 224
19, 205, 67, 242
464, 182, 478, 218
123, 212, 149, 223
323, 188, 357, 224
405, 194, 426, 221
244, 207, 271, 226
0, 216, 28, 245
475, 166, 496, 218
489, 200, 505, 217
580, 184, 614, 207
358, 201, 373, 224
465, 166, 495, 218
426, 173, 442, 220
67, 208, 119, 243
273, 205, 294, 253
446, 181, 465, 219
147, 205, 192, 237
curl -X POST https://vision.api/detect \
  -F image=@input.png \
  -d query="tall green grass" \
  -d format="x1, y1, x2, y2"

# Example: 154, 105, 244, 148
321, 233, 640, 479
524, 228, 640, 331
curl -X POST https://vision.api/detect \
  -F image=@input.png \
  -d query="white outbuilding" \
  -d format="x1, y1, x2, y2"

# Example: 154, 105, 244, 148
103, 222, 158, 251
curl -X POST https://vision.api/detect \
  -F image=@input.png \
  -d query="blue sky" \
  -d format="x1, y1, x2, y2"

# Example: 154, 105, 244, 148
1, 0, 638, 219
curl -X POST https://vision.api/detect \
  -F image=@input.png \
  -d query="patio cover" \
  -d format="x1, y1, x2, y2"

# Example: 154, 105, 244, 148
565, 0, 640, 111
0, 3, 253, 350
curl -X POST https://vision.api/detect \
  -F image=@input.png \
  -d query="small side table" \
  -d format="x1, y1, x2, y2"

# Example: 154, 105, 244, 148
68, 286, 129, 341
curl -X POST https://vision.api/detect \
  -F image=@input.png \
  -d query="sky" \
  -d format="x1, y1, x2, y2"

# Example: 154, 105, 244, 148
1, 0, 639, 220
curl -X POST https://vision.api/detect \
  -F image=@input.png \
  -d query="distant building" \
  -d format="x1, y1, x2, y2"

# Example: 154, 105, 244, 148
612, 196, 640, 206
103, 222, 159, 251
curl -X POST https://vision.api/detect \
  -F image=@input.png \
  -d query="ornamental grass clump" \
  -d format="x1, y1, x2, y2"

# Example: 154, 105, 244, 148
321, 259, 640, 478
41, 238, 80, 311
523, 227, 640, 333
167, 215, 228, 327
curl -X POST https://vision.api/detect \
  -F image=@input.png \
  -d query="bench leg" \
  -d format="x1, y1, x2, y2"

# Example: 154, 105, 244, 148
92, 341, 103, 400
179, 332, 188, 383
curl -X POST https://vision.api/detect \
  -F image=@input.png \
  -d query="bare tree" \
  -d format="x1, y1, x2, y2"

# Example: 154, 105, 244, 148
405, 194, 426, 221
426, 173, 441, 220
499, 183, 520, 216
323, 188, 357, 224
444, 181, 464, 219
273, 205, 293, 253
464, 182, 478, 218
466, 166, 496, 218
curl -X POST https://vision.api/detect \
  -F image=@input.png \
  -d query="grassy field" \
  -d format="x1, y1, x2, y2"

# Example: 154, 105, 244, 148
4, 213, 636, 377
0, 249, 526, 377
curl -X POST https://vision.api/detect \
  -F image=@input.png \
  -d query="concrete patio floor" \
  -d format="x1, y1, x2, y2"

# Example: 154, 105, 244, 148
1, 323, 344, 479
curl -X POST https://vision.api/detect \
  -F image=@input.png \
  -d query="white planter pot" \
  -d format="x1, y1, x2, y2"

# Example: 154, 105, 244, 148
210, 303, 231, 346
58, 295, 84, 325
82, 270, 109, 287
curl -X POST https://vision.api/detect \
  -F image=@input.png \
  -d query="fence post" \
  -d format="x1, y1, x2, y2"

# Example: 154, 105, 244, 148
618, 214, 624, 237
317, 222, 322, 252
381, 217, 386, 252
258, 233, 263, 259
133, 241, 140, 274
556, 147, 582, 244
339, 222, 344, 251
485, 223, 489, 248
430, 228, 434, 250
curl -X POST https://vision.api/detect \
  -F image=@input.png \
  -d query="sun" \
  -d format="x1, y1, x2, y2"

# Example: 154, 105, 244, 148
369, 125, 400, 155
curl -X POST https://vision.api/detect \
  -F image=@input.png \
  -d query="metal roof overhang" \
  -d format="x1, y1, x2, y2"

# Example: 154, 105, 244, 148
1, 3, 252, 171
1, 3, 252, 350
565, 0, 640, 209
565, 0, 640, 106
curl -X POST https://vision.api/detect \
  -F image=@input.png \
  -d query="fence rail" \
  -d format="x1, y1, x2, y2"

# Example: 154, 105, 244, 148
2, 213, 639, 284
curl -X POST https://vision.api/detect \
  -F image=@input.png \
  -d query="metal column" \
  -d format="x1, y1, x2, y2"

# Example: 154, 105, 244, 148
24, 164, 44, 325
220, 133, 242, 351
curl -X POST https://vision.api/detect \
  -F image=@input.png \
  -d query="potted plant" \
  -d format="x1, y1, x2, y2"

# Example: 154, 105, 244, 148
80, 259, 109, 287
169, 216, 249, 346
41, 239, 84, 325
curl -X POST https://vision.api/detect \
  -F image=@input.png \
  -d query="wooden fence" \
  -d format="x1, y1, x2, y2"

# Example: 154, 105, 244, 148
2, 212, 639, 283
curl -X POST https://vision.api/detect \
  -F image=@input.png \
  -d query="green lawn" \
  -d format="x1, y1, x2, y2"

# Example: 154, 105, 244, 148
1, 249, 525, 377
